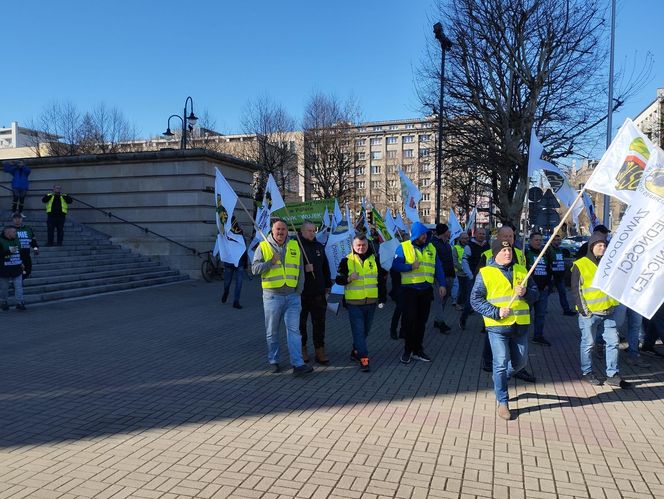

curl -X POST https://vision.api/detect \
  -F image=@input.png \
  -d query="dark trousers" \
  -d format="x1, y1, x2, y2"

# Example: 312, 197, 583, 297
402, 286, 433, 355
19, 249, 32, 279
552, 275, 572, 313
12, 189, 27, 213
460, 277, 476, 323
390, 284, 403, 336
47, 214, 66, 245
300, 294, 327, 348
642, 305, 664, 349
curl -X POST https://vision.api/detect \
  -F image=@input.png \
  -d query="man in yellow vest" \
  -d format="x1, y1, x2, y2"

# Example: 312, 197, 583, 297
392, 222, 448, 364
41, 184, 73, 246
471, 239, 538, 420
335, 233, 385, 372
571, 232, 629, 388
252, 219, 314, 377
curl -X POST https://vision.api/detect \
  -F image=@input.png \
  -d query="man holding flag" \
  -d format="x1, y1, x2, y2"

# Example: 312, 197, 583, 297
252, 219, 314, 377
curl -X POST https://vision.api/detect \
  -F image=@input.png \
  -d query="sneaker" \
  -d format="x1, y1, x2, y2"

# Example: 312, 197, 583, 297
497, 404, 512, 421
412, 351, 431, 362
481, 359, 492, 373
435, 321, 451, 334
400, 352, 412, 365
563, 310, 577, 317
582, 372, 603, 386
292, 364, 314, 377
232, 302, 242, 309
15, 303, 26, 311
1, 302, 8, 311
350, 349, 361, 362
606, 375, 631, 389
454, 304, 463, 311
532, 337, 551, 346
514, 368, 536, 383
221, 291, 229, 303
641, 346, 664, 358
270, 363, 281, 373
625, 356, 651, 368
360, 357, 370, 372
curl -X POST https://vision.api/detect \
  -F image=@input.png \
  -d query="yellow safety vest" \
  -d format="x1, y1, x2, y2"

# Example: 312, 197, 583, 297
401, 240, 436, 284
344, 253, 378, 304
572, 257, 619, 312
482, 247, 526, 267
45, 193, 69, 214
479, 264, 531, 327
454, 244, 464, 262
259, 240, 300, 289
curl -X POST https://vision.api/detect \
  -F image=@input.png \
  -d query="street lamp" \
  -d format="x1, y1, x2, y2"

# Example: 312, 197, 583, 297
163, 96, 198, 149
433, 22, 453, 224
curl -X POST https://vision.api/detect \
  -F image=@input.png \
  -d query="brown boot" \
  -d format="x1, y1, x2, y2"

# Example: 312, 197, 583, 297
315, 347, 330, 365
497, 404, 512, 421
302, 345, 310, 363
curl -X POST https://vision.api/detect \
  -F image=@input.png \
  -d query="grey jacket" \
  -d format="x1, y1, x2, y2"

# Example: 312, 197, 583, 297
251, 233, 305, 295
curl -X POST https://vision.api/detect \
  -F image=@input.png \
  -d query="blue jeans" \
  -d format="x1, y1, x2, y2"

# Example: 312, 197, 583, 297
263, 292, 305, 367
579, 313, 619, 377
223, 263, 244, 303
1, 275, 24, 304
460, 277, 475, 322
347, 304, 376, 358
531, 289, 549, 339
487, 326, 529, 404
451, 277, 459, 303
552, 277, 572, 313
625, 308, 644, 357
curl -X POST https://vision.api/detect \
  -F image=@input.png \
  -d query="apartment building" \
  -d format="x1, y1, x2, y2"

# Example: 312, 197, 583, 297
634, 87, 664, 148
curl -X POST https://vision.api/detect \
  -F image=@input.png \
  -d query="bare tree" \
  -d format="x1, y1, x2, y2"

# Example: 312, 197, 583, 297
417, 0, 652, 224
29, 101, 136, 156
302, 93, 362, 202
240, 96, 298, 200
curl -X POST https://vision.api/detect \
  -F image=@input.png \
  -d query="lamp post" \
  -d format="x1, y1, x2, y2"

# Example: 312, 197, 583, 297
602, 0, 616, 228
433, 22, 453, 224
163, 96, 198, 149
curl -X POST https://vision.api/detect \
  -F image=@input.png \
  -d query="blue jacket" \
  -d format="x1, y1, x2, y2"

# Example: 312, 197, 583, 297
392, 221, 446, 290
3, 163, 31, 190
470, 260, 539, 334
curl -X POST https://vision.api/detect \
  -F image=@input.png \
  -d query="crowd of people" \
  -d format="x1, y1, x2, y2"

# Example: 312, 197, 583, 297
246, 217, 664, 421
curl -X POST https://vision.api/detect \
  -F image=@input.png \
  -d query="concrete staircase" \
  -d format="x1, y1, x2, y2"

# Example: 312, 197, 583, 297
8, 215, 189, 305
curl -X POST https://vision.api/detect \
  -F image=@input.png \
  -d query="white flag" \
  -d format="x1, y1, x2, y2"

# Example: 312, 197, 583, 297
385, 208, 397, 237
448, 208, 464, 243
321, 207, 331, 228
325, 223, 353, 280
379, 238, 400, 271
248, 174, 285, 262
331, 199, 343, 230
264, 174, 285, 213
584, 118, 654, 205
465, 207, 477, 232
395, 212, 407, 232
399, 170, 421, 223
527, 129, 557, 177
592, 146, 664, 319
214, 168, 246, 266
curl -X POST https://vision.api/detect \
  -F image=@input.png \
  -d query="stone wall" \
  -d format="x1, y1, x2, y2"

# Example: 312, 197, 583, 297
0, 149, 258, 277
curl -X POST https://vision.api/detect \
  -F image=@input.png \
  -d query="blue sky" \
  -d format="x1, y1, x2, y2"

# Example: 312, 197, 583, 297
2, 0, 662, 156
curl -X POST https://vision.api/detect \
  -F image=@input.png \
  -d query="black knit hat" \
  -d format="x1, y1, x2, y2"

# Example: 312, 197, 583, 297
435, 223, 449, 235
492, 239, 512, 257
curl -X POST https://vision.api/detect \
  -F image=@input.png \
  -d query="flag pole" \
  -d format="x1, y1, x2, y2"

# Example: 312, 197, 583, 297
506, 186, 586, 308
236, 197, 273, 248
522, 176, 532, 253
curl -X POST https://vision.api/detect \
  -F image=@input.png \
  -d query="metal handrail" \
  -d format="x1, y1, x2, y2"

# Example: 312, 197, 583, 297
0, 183, 202, 257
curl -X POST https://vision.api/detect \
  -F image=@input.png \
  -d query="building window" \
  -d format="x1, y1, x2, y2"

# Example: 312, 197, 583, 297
403, 135, 415, 143
422, 193, 430, 201
405, 124, 414, 129
387, 180, 396, 188
405, 164, 415, 172
403, 149, 414, 158
419, 148, 430, 157
421, 163, 432, 171
387, 165, 398, 173
388, 194, 397, 202
356, 181, 365, 189
372, 125, 383, 131
355, 152, 366, 160
419, 178, 429, 188
386, 136, 398, 144
357, 127, 366, 132
389, 125, 399, 130
371, 180, 382, 189
371, 165, 381, 174
420, 134, 431, 142
355, 138, 366, 146
370, 151, 382, 160
370, 138, 382, 145
421, 208, 430, 216
387, 150, 397, 159
356, 166, 365, 175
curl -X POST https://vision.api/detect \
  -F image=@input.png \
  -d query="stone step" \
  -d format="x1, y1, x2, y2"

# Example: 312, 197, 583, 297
23, 270, 182, 295
33, 244, 122, 254
23, 274, 190, 304
30, 260, 161, 278
33, 251, 139, 265
32, 257, 155, 273
25, 265, 173, 287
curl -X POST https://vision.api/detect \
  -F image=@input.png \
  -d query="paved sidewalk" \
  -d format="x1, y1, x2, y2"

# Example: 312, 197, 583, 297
2, 279, 664, 498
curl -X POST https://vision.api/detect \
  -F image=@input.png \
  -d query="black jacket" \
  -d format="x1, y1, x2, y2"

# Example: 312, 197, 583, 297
431, 237, 455, 278
298, 235, 332, 296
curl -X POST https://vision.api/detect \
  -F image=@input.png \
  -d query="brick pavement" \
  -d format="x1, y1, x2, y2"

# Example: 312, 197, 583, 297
2, 278, 664, 498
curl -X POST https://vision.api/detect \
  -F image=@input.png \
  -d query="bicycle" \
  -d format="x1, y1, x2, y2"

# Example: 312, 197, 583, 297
200, 251, 224, 282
